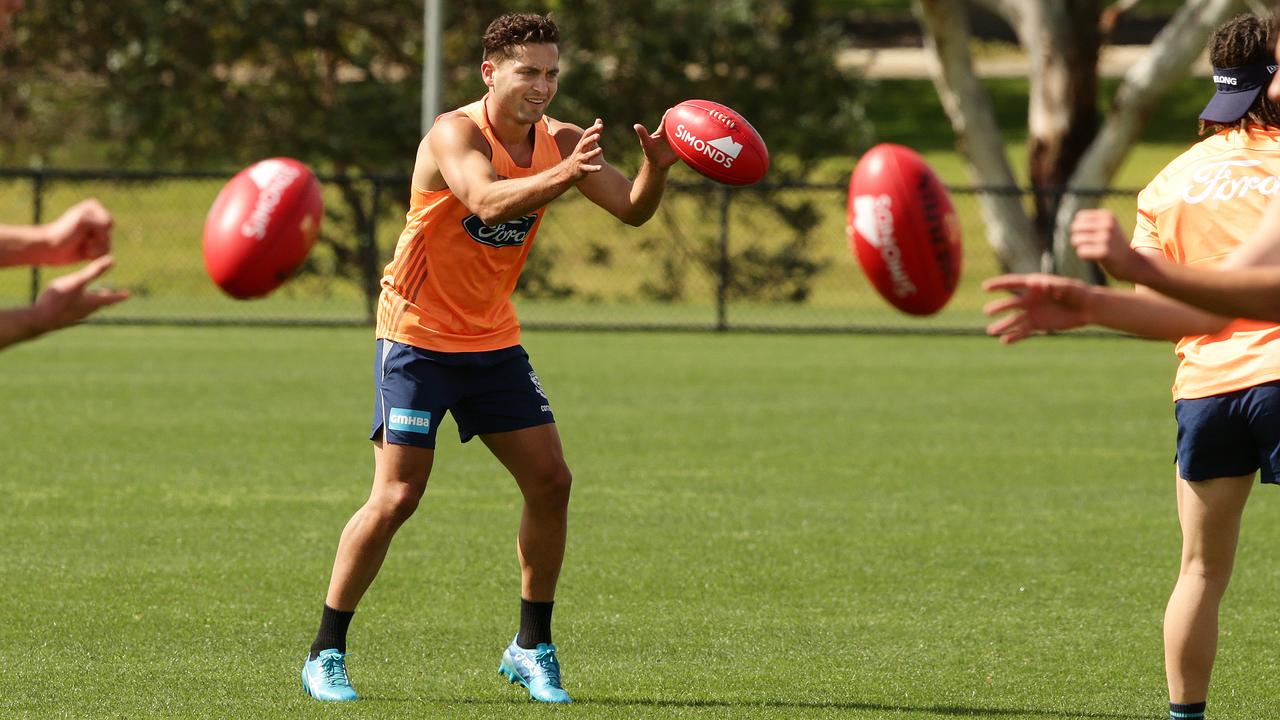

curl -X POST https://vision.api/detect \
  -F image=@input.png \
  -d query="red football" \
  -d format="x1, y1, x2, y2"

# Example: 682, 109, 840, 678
203, 157, 323, 299
662, 99, 769, 186
847, 144, 962, 316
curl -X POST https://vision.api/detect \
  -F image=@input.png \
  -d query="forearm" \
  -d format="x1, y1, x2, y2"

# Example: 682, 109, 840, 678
0, 305, 44, 350
0, 224, 53, 267
1130, 257, 1280, 324
1084, 286, 1230, 341
618, 160, 670, 226
470, 167, 575, 226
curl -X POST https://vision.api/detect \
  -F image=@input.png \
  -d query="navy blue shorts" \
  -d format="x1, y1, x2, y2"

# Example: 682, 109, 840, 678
370, 340, 555, 449
1175, 381, 1280, 484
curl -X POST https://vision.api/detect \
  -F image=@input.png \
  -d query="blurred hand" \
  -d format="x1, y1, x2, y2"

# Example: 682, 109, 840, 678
635, 109, 679, 170
31, 255, 129, 337
41, 198, 114, 266
1070, 209, 1147, 282
982, 273, 1092, 344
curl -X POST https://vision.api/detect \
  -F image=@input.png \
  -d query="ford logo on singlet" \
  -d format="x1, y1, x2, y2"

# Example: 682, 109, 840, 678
462, 213, 539, 248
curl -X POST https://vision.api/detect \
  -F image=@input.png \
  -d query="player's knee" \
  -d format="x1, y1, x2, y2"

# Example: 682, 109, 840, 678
524, 464, 572, 508
1180, 557, 1234, 589
372, 483, 424, 526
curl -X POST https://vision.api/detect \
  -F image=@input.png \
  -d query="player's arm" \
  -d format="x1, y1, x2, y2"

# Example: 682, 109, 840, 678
428, 114, 602, 226
1115, 275, 1230, 340
1127, 260, 1280, 324
552, 115, 679, 227
1073, 204, 1280, 323
0, 256, 129, 350
0, 199, 113, 268
983, 267, 1229, 345
0, 222, 51, 265
1130, 197, 1280, 322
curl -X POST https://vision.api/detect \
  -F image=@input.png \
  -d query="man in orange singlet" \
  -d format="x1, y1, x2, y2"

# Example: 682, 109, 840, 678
985, 14, 1280, 720
302, 12, 678, 704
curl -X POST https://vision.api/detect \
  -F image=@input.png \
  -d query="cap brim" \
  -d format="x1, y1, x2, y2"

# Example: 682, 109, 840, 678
1200, 87, 1264, 123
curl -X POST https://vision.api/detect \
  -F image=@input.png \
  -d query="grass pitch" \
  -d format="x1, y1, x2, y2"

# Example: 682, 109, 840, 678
4, 327, 1280, 719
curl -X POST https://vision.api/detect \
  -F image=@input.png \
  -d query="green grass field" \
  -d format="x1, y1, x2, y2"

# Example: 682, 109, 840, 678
6, 326, 1280, 719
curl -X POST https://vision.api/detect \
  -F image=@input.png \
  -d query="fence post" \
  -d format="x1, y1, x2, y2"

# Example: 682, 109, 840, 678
715, 185, 731, 331
29, 169, 44, 303
363, 178, 381, 325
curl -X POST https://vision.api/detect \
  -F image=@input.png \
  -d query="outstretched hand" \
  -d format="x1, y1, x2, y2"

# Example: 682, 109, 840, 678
635, 109, 679, 170
982, 273, 1092, 344
31, 255, 130, 337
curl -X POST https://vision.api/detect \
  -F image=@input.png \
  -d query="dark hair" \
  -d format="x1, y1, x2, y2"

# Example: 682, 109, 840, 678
482, 13, 559, 62
1200, 13, 1280, 134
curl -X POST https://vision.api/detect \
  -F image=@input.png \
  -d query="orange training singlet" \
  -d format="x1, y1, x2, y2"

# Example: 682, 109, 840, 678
1131, 125, 1280, 400
375, 96, 563, 352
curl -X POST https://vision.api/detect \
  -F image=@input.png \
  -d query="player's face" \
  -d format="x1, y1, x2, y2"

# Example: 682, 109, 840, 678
483, 43, 559, 125
0, 0, 24, 44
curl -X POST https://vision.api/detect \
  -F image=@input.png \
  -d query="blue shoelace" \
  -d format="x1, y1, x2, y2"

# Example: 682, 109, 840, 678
320, 654, 351, 687
533, 647, 562, 687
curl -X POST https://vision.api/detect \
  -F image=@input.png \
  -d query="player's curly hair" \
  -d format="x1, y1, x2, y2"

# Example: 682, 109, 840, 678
482, 13, 560, 62
1199, 13, 1280, 134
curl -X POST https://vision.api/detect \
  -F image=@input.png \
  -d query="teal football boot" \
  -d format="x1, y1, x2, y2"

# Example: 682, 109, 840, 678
499, 638, 572, 703
301, 649, 358, 702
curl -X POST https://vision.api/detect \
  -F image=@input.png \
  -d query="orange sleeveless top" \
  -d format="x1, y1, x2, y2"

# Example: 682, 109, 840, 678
375, 96, 562, 351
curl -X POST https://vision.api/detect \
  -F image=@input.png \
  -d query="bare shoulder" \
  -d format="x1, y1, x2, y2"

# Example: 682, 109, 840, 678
428, 111, 491, 158
546, 117, 585, 158
415, 111, 492, 191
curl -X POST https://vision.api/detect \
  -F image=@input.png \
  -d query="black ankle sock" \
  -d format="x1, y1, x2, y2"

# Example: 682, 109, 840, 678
1170, 701, 1206, 719
310, 605, 355, 660
517, 599, 554, 649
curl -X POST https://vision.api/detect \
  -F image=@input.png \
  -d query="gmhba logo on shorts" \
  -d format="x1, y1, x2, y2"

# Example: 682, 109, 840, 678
388, 407, 431, 434
462, 213, 539, 248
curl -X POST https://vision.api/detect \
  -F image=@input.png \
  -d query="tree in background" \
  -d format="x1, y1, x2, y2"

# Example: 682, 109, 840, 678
543, 0, 859, 301
913, 0, 1242, 277
3, 0, 860, 175
1, 0, 861, 304
3, 0, 427, 300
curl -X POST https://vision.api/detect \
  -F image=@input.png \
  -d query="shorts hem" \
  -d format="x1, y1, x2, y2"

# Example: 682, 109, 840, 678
459, 417, 555, 443
1179, 468, 1259, 483
370, 425, 437, 450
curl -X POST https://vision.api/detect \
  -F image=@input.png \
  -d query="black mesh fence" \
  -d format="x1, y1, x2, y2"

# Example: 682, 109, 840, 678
0, 168, 1142, 333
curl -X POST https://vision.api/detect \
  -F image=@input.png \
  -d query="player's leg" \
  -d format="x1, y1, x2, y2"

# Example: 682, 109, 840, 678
483, 423, 571, 604
452, 348, 570, 702
1163, 471, 1252, 715
1162, 383, 1279, 719
303, 441, 433, 702
325, 440, 434, 611
483, 423, 574, 704
303, 339, 446, 702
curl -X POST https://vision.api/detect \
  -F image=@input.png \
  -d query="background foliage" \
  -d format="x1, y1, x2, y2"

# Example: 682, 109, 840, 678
0, 1, 866, 303
0, 0, 862, 176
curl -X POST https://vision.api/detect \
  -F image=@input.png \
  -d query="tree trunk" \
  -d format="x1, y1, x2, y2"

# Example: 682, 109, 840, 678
1019, 1, 1103, 274
914, 0, 1043, 272
924, 0, 1244, 280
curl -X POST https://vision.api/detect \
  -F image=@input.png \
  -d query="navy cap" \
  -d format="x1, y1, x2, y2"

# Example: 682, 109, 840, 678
1200, 63, 1278, 123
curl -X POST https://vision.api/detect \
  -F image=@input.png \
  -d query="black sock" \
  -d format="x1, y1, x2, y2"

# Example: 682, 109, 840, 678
310, 605, 355, 660
1171, 701, 1206, 719
517, 599, 554, 649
